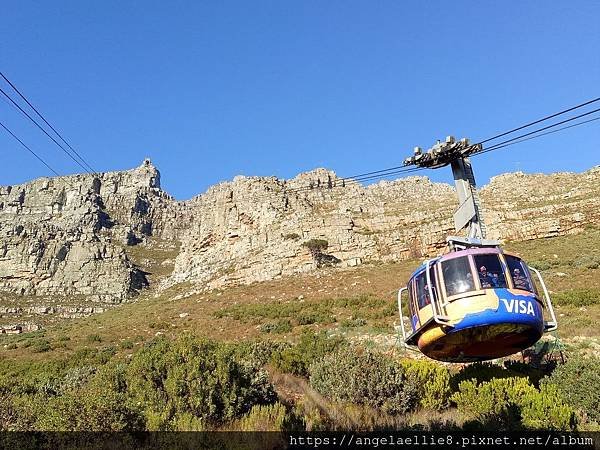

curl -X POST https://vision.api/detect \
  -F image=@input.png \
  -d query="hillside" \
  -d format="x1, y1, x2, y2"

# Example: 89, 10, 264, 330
1, 226, 599, 433
1, 161, 600, 332
1, 164, 599, 433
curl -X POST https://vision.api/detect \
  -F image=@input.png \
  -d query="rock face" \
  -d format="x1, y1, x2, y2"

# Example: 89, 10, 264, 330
169, 166, 600, 290
0, 159, 189, 303
1, 160, 600, 306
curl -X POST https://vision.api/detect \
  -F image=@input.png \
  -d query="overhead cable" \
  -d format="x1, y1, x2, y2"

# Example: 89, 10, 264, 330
0, 119, 60, 176
0, 86, 92, 174
0, 71, 96, 174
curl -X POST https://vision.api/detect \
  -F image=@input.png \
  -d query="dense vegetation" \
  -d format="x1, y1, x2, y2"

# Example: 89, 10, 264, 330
2, 331, 597, 432
1, 229, 599, 432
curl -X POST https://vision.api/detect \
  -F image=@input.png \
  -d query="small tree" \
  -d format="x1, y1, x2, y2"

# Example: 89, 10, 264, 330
302, 239, 329, 267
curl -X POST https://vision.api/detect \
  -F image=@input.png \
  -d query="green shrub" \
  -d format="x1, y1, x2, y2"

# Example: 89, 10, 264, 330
86, 334, 102, 343
237, 402, 290, 431
302, 239, 329, 252
125, 336, 277, 428
148, 321, 170, 330
5, 343, 17, 350
169, 412, 206, 431
573, 255, 600, 269
1, 336, 282, 431
542, 355, 600, 424
450, 362, 526, 391
552, 289, 600, 307
270, 330, 343, 377
119, 340, 134, 350
0, 393, 21, 430
40, 366, 98, 396
309, 347, 419, 414
236, 341, 289, 367
520, 383, 576, 430
27, 388, 144, 431
30, 340, 51, 354
451, 377, 575, 430
400, 359, 451, 410
340, 317, 367, 328
260, 320, 292, 334
527, 260, 558, 271
296, 311, 335, 325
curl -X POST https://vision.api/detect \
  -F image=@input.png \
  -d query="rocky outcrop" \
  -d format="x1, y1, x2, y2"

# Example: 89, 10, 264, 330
1, 160, 599, 307
0, 159, 189, 303
168, 166, 600, 290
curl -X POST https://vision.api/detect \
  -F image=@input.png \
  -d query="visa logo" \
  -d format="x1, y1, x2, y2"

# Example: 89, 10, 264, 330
500, 298, 535, 316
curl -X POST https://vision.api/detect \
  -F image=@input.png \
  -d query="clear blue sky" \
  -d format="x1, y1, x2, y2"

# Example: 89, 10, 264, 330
1, 1, 599, 199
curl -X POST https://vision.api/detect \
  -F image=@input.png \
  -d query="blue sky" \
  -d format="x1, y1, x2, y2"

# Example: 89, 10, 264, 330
1, 1, 599, 199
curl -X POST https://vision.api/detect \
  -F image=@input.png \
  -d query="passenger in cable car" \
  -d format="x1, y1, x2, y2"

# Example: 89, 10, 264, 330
512, 268, 529, 290
478, 265, 496, 288
422, 285, 431, 306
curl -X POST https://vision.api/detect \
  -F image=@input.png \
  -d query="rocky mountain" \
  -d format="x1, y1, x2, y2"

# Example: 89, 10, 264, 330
1, 159, 599, 330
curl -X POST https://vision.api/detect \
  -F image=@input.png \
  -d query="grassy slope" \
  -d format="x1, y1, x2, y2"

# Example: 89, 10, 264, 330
2, 228, 600, 362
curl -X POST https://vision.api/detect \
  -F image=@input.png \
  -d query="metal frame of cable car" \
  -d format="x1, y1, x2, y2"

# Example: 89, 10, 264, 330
396, 136, 558, 362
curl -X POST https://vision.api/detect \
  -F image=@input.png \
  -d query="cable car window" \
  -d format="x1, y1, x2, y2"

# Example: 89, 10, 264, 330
505, 256, 534, 292
407, 280, 416, 316
428, 265, 437, 305
442, 257, 475, 297
473, 254, 507, 289
415, 272, 431, 309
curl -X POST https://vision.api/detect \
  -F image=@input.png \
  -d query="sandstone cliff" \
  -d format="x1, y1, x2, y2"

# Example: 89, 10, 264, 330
1, 160, 599, 327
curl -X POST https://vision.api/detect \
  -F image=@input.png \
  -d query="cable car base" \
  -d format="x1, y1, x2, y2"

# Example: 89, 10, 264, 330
415, 323, 543, 363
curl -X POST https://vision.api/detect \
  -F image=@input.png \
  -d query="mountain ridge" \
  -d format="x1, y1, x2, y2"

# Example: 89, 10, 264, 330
1, 159, 599, 330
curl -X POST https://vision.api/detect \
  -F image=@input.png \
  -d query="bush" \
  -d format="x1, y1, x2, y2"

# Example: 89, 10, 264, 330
296, 311, 335, 325
237, 402, 290, 431
340, 317, 367, 328
0, 336, 280, 431
451, 377, 575, 430
125, 336, 277, 428
309, 347, 419, 414
520, 383, 577, 430
148, 321, 170, 330
552, 289, 600, 307
26, 388, 144, 431
30, 340, 51, 354
119, 340, 134, 350
573, 255, 600, 269
270, 330, 343, 377
283, 233, 300, 241
236, 341, 289, 367
400, 359, 451, 410
40, 366, 98, 396
86, 334, 102, 343
302, 239, 329, 253
527, 260, 558, 271
260, 320, 292, 334
450, 362, 524, 391
5, 343, 17, 350
542, 355, 600, 424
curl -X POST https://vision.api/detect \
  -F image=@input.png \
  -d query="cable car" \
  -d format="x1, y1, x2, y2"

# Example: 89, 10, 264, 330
396, 136, 558, 362
397, 238, 557, 362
